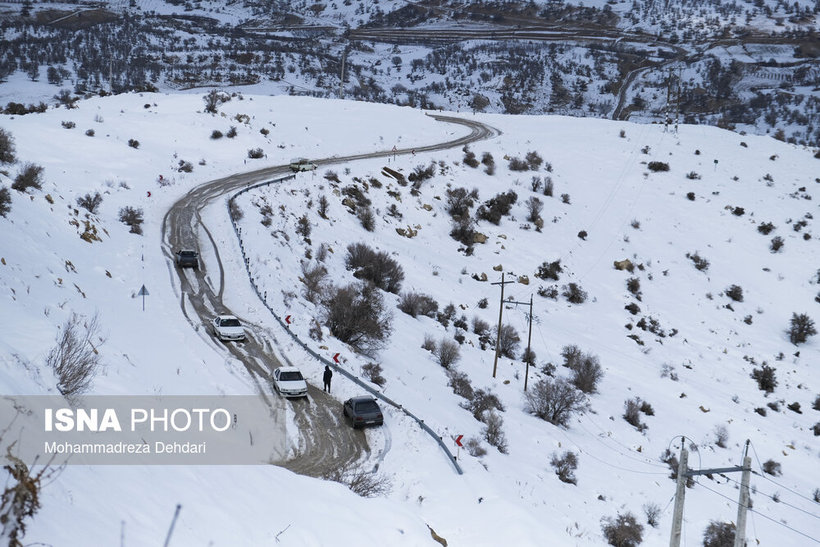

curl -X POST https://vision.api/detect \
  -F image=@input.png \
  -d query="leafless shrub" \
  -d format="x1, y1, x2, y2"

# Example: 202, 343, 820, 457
482, 409, 508, 453
465, 437, 487, 457
345, 243, 404, 293
421, 333, 437, 352
76, 192, 102, 214
299, 261, 327, 303
46, 313, 104, 398
447, 369, 474, 400
0, 128, 16, 164
703, 520, 735, 547
660, 449, 694, 487
11, 163, 44, 192
398, 291, 438, 318
322, 282, 392, 354
642, 502, 660, 528
247, 147, 264, 159
535, 259, 562, 281
296, 214, 311, 240
789, 312, 816, 344
495, 324, 520, 359
472, 316, 490, 336
446, 187, 477, 218
714, 424, 729, 448
357, 206, 375, 231
762, 459, 782, 476
324, 170, 340, 183
463, 389, 505, 421
0, 187, 12, 217
562, 345, 603, 393
751, 363, 777, 393
229, 200, 243, 221
562, 283, 587, 304
321, 462, 392, 498
0, 444, 62, 545
525, 377, 586, 427
526, 196, 543, 223
601, 512, 644, 547
725, 284, 744, 302
686, 251, 710, 272
624, 398, 647, 431
118, 206, 144, 234
550, 451, 578, 484
436, 338, 461, 368
361, 362, 386, 387
317, 195, 329, 219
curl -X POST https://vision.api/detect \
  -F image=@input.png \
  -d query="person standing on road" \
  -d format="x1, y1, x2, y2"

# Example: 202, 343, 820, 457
323, 365, 333, 393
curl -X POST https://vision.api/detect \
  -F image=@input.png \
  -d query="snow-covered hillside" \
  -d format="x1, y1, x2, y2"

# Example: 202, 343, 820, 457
0, 92, 818, 545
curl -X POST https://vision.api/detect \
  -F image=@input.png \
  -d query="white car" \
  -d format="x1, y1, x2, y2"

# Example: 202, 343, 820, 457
212, 315, 245, 341
289, 158, 317, 172
273, 367, 308, 398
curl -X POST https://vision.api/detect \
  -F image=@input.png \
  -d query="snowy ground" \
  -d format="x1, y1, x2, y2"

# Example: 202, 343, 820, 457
0, 92, 818, 545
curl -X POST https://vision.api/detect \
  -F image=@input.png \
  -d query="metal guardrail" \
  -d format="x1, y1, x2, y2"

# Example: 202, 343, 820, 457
227, 173, 464, 475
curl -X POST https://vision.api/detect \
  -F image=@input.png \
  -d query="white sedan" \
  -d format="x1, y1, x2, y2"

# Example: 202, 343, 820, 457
212, 315, 245, 341
273, 367, 308, 398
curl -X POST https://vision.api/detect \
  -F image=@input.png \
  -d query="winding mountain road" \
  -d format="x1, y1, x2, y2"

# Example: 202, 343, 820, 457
161, 113, 499, 477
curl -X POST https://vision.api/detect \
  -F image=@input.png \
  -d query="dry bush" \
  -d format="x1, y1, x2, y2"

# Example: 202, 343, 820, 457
447, 369, 474, 400
526, 196, 543, 223
550, 451, 578, 484
397, 291, 438, 318
322, 463, 392, 498
436, 337, 461, 368
714, 424, 729, 448
623, 398, 647, 431
562, 283, 587, 304
476, 191, 517, 224
751, 364, 777, 393
446, 187, 477, 218
601, 512, 643, 547
118, 206, 144, 234
462, 389, 505, 421
46, 313, 104, 398
322, 282, 392, 354
421, 333, 437, 352
562, 345, 603, 394
0, 128, 16, 164
789, 312, 816, 344
535, 259, 562, 281
247, 147, 264, 159
361, 362, 386, 387
465, 437, 487, 457
357, 206, 375, 231
1, 444, 62, 545
0, 187, 11, 217
525, 377, 586, 427
11, 163, 44, 192
703, 521, 735, 547
642, 502, 660, 528
482, 409, 508, 453
495, 324, 521, 359
229, 200, 243, 221
76, 192, 103, 214
725, 284, 744, 302
762, 459, 782, 476
299, 261, 327, 303
345, 243, 404, 294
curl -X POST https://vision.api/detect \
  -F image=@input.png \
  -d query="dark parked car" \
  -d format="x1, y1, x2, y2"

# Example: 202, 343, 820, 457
175, 250, 199, 269
342, 396, 384, 429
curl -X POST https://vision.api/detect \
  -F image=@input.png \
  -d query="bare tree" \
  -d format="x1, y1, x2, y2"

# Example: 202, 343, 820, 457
524, 377, 586, 427
203, 89, 222, 114
483, 409, 508, 453
0, 128, 16, 164
322, 282, 392, 354
435, 337, 461, 368
299, 261, 327, 303
46, 313, 104, 399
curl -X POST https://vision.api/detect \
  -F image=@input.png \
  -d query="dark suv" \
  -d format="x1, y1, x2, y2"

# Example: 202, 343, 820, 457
175, 250, 199, 269
342, 396, 384, 429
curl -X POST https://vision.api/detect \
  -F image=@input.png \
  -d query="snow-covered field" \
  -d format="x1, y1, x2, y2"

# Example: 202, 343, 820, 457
0, 92, 818, 545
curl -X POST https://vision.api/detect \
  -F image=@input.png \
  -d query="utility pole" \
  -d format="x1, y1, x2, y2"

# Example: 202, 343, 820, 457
502, 292, 535, 390
664, 68, 672, 132
669, 438, 688, 547
669, 437, 753, 547
491, 273, 513, 378
734, 440, 752, 547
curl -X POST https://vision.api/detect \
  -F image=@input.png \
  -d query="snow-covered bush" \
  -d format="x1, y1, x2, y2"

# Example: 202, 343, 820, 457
435, 337, 461, 368
398, 292, 438, 318
482, 409, 507, 454
601, 512, 643, 546
0, 128, 16, 164
46, 313, 104, 398
118, 206, 144, 234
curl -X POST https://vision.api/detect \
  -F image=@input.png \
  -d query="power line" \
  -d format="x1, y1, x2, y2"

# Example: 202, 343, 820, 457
720, 475, 820, 521
749, 441, 819, 505
695, 479, 820, 544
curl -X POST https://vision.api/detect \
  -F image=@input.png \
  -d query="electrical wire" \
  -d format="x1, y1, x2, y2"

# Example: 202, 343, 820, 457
695, 479, 820, 544
555, 426, 670, 477
719, 476, 820, 521
749, 441, 819, 505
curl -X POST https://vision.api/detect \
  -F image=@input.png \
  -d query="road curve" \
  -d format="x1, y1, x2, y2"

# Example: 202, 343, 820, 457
161, 113, 499, 477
